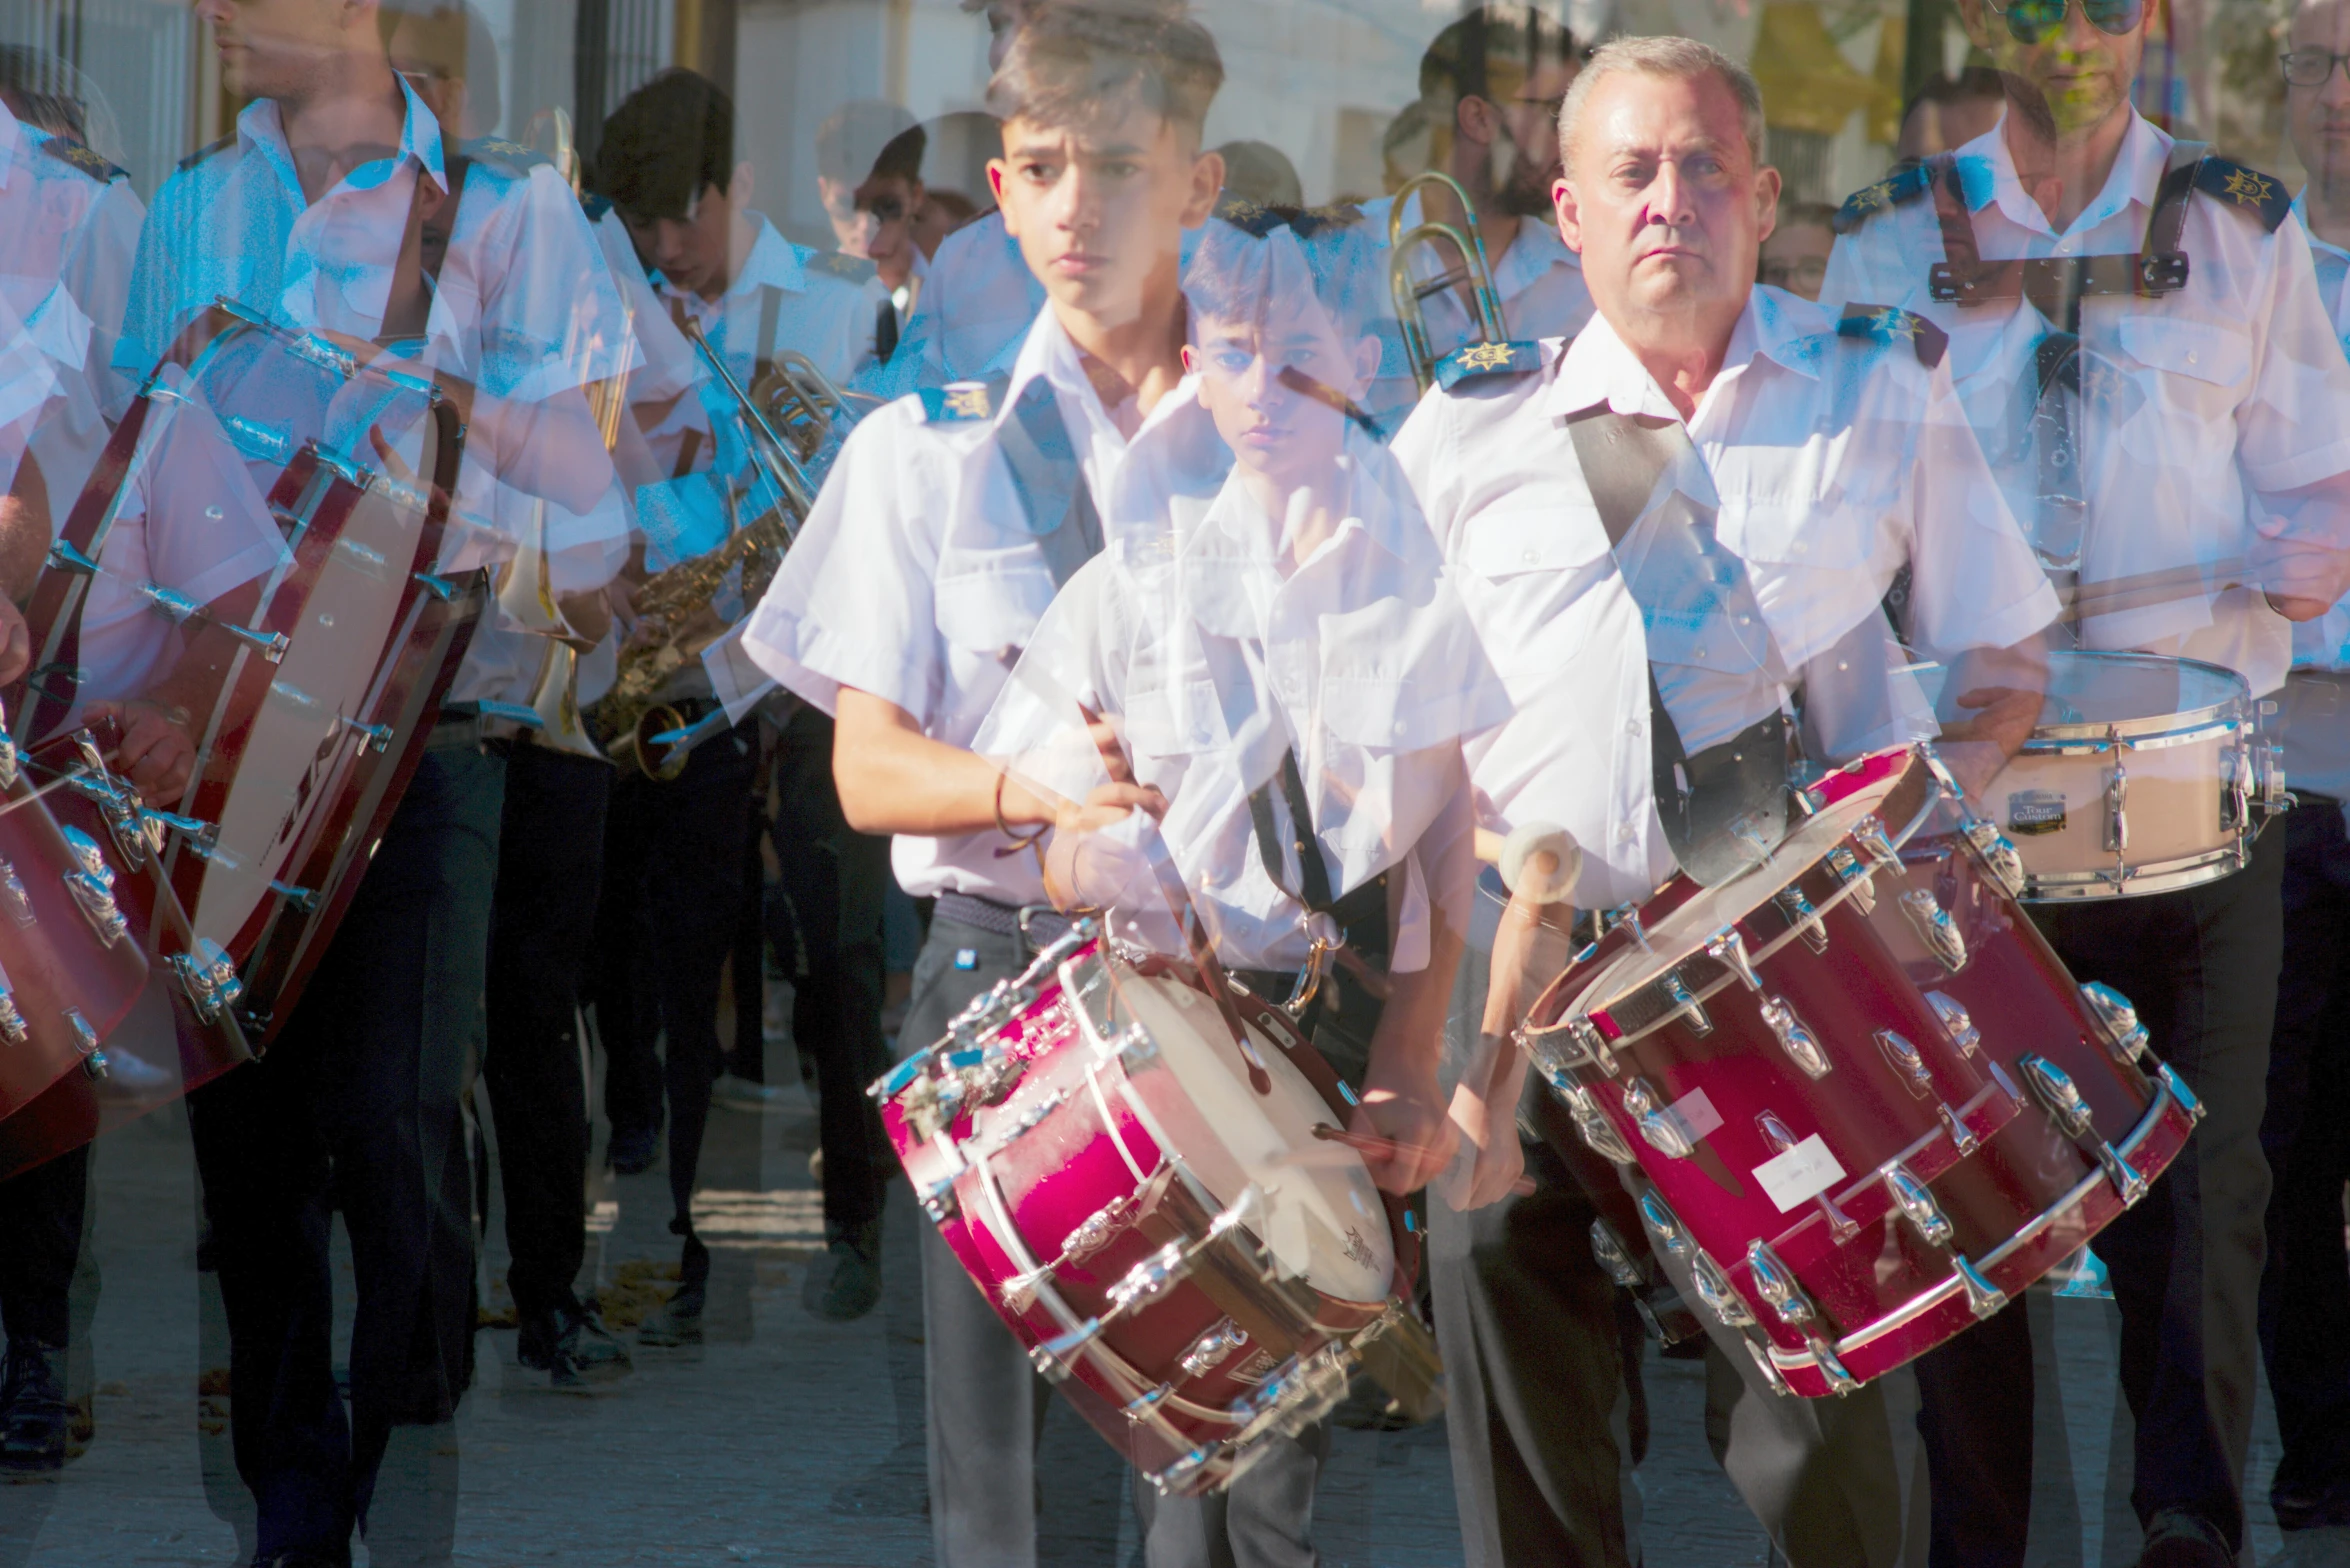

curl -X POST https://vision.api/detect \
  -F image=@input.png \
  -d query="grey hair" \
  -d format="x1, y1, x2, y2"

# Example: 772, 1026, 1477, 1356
1556, 35, 1766, 173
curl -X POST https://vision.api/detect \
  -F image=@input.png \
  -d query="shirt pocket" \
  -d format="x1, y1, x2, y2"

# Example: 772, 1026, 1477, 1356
1453, 504, 1614, 673
1123, 677, 1231, 759
1319, 674, 1458, 753
1457, 503, 1611, 580
931, 549, 1058, 659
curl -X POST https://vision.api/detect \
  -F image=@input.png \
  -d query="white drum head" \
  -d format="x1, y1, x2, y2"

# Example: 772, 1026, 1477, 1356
1111, 967, 1393, 1306
1570, 761, 1908, 1031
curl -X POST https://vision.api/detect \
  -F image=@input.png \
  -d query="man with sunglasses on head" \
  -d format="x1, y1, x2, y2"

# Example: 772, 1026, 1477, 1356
2255, 2, 2350, 1553
1823, 0, 2350, 1562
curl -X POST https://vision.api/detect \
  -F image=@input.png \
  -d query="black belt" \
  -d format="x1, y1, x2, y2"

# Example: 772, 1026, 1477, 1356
934, 890, 1072, 950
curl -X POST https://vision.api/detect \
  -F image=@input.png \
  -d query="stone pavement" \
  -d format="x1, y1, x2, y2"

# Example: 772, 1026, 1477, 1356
0, 1025, 2309, 1567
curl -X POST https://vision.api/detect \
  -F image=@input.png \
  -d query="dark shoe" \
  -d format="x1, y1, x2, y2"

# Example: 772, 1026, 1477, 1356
518, 1302, 634, 1389
608, 1123, 659, 1175
2278, 1479, 2350, 1533
804, 1224, 883, 1322
639, 1234, 709, 1346
2135, 1511, 2234, 1568
250, 1553, 348, 1568
0, 1341, 68, 1473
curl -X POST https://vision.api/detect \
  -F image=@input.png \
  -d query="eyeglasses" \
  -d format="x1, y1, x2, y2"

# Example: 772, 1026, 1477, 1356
1998, 0, 2144, 47
2282, 48, 2350, 87
1759, 256, 1828, 291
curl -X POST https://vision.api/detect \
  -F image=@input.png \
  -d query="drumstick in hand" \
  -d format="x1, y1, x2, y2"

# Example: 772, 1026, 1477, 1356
1313, 1123, 1537, 1196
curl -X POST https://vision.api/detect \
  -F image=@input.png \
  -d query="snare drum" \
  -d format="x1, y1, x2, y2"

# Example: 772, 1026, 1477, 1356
1924, 650, 2283, 901
1518, 744, 2201, 1397
875, 923, 1440, 1495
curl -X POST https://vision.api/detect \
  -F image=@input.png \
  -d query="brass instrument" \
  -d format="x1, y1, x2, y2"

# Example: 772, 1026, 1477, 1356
586, 317, 849, 778
1387, 171, 1510, 394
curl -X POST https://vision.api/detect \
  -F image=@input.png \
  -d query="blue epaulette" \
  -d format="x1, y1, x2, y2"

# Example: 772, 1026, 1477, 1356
177, 134, 234, 173
1833, 161, 1933, 234
2194, 156, 2291, 233
459, 136, 553, 176
1433, 340, 1540, 391
1837, 304, 1949, 369
810, 251, 879, 283
1214, 196, 1366, 240
580, 190, 614, 222
916, 377, 1006, 424
36, 136, 125, 184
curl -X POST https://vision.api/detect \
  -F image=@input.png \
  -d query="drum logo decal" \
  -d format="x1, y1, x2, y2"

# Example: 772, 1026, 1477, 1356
1225, 1348, 1281, 1386
2007, 790, 2068, 836
1342, 1226, 1376, 1271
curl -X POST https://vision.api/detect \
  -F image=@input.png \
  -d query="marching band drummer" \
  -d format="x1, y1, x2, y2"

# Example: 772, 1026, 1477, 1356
973, 214, 1504, 1566
113, 0, 633, 1559
579, 65, 894, 1341
2251, 0, 2350, 1547
1392, 39, 2059, 1568
737, 7, 1265, 1560
1820, 0, 2350, 1553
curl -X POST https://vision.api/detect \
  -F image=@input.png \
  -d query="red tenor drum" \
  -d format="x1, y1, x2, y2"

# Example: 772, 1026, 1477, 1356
0, 759, 154, 1134
0, 299, 485, 1174
1518, 744, 2201, 1398
875, 921, 1441, 1494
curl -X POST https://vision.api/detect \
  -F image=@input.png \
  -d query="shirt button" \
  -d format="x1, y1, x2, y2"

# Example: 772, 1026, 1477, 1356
2186, 351, 2199, 365
1626, 718, 1642, 736
1695, 647, 1708, 661
1521, 548, 1538, 565
1616, 824, 1636, 844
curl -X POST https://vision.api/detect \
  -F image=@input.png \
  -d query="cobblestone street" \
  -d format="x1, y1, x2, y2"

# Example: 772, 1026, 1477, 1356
0, 1023, 2306, 1567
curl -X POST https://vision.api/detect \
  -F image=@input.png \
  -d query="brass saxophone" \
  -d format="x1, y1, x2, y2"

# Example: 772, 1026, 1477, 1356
588, 318, 870, 778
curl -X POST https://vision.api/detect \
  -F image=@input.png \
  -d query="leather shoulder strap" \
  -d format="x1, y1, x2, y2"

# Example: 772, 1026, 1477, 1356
1562, 406, 1681, 548
378, 155, 471, 346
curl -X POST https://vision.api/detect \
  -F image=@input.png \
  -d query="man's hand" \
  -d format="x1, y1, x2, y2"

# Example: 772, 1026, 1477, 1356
1935, 684, 2044, 803
85, 698, 197, 800
1438, 1058, 1529, 1210
1349, 1057, 1458, 1195
0, 596, 29, 688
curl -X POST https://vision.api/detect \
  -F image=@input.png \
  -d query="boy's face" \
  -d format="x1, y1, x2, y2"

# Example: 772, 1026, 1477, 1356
1757, 217, 1832, 299
195, 0, 371, 104
991, 105, 1222, 324
821, 170, 924, 287
388, 14, 469, 136
621, 165, 750, 299
1184, 305, 1378, 484
2288, 0, 2350, 192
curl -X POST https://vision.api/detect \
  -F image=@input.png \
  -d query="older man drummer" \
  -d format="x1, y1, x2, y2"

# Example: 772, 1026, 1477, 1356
1392, 37, 2059, 1568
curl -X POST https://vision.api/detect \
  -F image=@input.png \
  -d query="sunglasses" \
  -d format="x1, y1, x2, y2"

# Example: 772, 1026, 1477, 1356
1998, 0, 2144, 46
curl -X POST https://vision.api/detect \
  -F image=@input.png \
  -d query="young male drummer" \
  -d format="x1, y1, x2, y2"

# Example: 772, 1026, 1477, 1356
114, 0, 630, 1556
1392, 38, 2060, 1568
975, 214, 1497, 1565
2251, 0, 2350, 1546
1822, 0, 2350, 1553
740, 7, 1336, 1561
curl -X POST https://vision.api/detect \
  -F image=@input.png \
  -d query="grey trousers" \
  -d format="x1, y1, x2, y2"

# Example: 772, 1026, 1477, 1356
904, 915, 1056, 1568
1130, 1426, 1331, 1568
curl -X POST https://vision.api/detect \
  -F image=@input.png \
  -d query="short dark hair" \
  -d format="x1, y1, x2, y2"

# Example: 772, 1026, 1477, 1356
592, 68, 735, 220
1418, 4, 1578, 111
986, 2, 1223, 140
0, 44, 89, 142
817, 100, 926, 184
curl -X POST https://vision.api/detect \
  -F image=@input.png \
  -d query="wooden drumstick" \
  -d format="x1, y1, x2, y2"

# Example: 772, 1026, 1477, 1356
1312, 1122, 1538, 1196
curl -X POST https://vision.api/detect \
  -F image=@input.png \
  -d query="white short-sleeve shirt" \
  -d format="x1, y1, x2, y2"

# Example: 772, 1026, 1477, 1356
742, 302, 1229, 904
975, 427, 1506, 972
1821, 109, 2350, 698
1392, 290, 2060, 909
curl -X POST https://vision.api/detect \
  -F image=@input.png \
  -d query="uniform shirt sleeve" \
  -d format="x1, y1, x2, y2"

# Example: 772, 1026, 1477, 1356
2235, 213, 2350, 535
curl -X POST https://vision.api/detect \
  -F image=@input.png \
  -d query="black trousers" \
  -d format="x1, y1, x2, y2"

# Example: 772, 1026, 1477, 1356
1914, 823, 2286, 1565
590, 723, 758, 1229
0, 1142, 89, 1348
2258, 801, 2350, 1529
187, 744, 504, 1560
766, 707, 891, 1241
482, 745, 610, 1320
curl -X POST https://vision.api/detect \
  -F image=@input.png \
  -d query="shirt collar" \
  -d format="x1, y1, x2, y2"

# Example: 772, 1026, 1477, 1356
727, 214, 806, 298
1494, 216, 1579, 293
236, 74, 449, 202
1965, 104, 2168, 239
0, 99, 21, 193
2295, 191, 2350, 267
1546, 288, 1818, 419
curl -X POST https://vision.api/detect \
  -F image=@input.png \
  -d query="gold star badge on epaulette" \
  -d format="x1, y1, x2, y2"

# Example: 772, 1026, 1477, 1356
2225, 168, 2272, 208
1433, 339, 1539, 390
1873, 306, 1921, 341
38, 137, 123, 183
812, 251, 878, 282
945, 384, 990, 418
